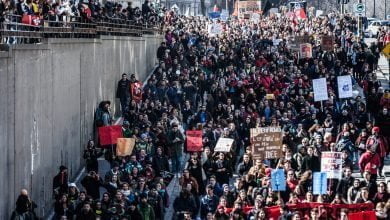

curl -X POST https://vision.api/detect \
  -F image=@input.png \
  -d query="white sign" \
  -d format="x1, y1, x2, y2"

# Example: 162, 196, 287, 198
354, 3, 365, 17
315, 10, 323, 17
208, 23, 223, 36
312, 78, 328, 101
337, 75, 353, 99
214, 138, 234, 152
273, 39, 282, 46
321, 152, 342, 179
251, 13, 260, 23
221, 9, 229, 21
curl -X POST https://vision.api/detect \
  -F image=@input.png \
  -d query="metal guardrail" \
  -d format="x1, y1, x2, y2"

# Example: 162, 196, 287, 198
0, 14, 162, 44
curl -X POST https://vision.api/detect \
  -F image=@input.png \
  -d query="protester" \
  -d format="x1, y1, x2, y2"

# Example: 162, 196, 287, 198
14, 5, 387, 220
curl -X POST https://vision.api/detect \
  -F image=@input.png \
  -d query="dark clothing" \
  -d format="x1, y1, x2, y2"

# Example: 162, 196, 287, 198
152, 154, 170, 176
76, 211, 96, 220
53, 172, 68, 198
336, 176, 354, 200
83, 148, 102, 172
301, 155, 320, 173
116, 79, 131, 99
81, 175, 103, 200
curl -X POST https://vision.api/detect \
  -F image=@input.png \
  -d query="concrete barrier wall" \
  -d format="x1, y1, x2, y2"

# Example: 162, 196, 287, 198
0, 34, 162, 218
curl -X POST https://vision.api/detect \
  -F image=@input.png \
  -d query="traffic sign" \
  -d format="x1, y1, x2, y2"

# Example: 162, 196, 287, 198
354, 3, 365, 17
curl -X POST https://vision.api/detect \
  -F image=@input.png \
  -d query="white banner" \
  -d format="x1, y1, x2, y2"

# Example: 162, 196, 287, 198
214, 138, 234, 152
312, 78, 328, 101
337, 75, 353, 99
321, 152, 342, 179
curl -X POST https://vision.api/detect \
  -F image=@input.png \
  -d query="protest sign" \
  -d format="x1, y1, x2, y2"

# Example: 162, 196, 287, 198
221, 9, 229, 21
312, 78, 328, 101
290, 35, 310, 51
337, 75, 353, 99
321, 152, 342, 179
98, 125, 123, 146
316, 10, 323, 17
313, 172, 327, 195
236, 0, 261, 18
265, 93, 275, 100
131, 82, 143, 103
208, 23, 223, 36
271, 169, 286, 191
299, 43, 312, 58
251, 127, 282, 159
116, 138, 135, 156
186, 130, 203, 152
321, 35, 334, 51
214, 138, 234, 152
251, 13, 260, 23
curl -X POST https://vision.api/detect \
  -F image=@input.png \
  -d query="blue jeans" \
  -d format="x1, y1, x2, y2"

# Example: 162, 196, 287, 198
171, 154, 182, 173
120, 97, 130, 112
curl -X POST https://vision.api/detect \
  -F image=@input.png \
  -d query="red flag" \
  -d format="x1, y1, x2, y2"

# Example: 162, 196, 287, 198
213, 5, 219, 12
186, 130, 203, 152
131, 82, 143, 103
294, 9, 307, 20
98, 125, 123, 146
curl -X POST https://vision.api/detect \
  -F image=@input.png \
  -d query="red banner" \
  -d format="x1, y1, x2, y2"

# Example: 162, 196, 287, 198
131, 82, 143, 103
186, 130, 203, 152
225, 203, 374, 219
348, 211, 376, 220
98, 125, 123, 146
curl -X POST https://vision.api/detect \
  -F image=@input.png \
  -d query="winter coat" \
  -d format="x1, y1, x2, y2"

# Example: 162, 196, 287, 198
359, 152, 381, 174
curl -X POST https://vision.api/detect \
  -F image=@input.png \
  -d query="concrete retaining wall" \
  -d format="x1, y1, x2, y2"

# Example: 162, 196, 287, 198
0, 34, 162, 218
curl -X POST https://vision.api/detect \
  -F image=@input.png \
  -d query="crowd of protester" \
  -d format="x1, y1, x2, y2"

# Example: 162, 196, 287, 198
0, 0, 164, 25
10, 6, 390, 220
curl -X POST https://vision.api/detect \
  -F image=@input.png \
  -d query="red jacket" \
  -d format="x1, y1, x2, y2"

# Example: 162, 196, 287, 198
358, 152, 381, 174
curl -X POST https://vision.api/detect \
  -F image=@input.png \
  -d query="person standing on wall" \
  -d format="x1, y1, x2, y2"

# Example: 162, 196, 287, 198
116, 73, 131, 113
53, 166, 69, 200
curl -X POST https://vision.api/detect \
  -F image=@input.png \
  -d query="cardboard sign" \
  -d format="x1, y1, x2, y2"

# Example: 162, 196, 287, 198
186, 130, 203, 152
235, 0, 261, 18
131, 82, 143, 103
337, 75, 353, 99
271, 169, 286, 191
98, 125, 123, 146
214, 138, 234, 152
208, 23, 223, 36
321, 152, 343, 179
299, 43, 312, 59
116, 138, 135, 156
266, 93, 275, 100
313, 172, 327, 195
290, 35, 310, 51
251, 127, 282, 159
321, 35, 334, 51
312, 78, 328, 101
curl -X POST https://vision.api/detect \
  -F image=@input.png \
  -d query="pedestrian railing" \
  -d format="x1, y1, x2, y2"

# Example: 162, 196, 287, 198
0, 14, 162, 44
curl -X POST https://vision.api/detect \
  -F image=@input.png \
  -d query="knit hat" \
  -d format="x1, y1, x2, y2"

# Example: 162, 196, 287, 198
372, 127, 380, 133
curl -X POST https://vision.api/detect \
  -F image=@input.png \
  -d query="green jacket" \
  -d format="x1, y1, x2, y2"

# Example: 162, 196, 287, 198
138, 203, 155, 220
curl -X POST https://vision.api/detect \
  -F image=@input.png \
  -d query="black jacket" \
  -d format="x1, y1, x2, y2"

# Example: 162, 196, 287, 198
116, 79, 131, 99
301, 155, 320, 172
81, 175, 103, 200
152, 154, 170, 175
